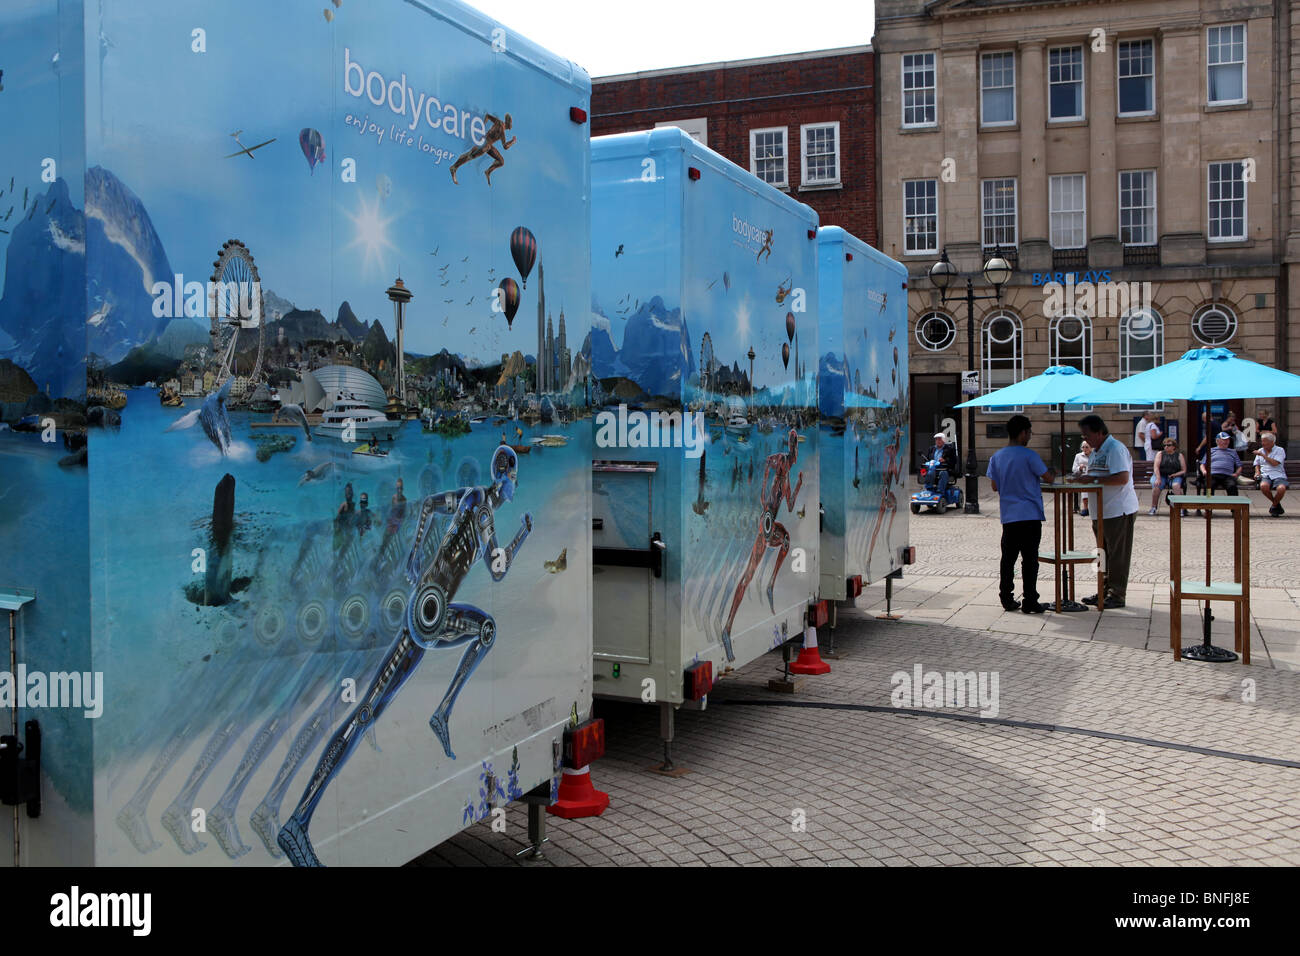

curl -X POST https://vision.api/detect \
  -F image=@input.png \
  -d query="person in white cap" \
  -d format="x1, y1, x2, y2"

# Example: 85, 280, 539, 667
926, 432, 959, 500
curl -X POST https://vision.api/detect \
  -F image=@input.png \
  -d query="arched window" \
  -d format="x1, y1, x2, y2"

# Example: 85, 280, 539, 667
1050, 313, 1092, 410
1119, 306, 1164, 412
981, 311, 1023, 410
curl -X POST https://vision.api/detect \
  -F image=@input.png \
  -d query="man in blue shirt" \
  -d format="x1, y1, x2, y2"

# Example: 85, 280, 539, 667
987, 415, 1057, 613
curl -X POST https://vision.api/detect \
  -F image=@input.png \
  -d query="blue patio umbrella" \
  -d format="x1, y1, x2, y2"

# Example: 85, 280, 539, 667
1068, 348, 1300, 663
956, 365, 1111, 475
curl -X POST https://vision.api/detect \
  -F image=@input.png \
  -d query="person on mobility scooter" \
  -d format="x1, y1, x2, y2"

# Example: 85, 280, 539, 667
911, 432, 963, 513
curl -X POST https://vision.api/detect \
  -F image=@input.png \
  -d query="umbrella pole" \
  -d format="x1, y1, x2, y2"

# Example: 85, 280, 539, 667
1185, 397, 1238, 662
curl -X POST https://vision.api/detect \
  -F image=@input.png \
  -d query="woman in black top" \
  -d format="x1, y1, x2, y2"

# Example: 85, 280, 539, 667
1149, 439, 1187, 514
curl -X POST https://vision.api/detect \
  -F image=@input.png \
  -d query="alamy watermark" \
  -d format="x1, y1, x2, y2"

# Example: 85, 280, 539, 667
0, 665, 104, 718
151, 274, 261, 326
1042, 275, 1153, 320
890, 664, 1000, 718
595, 404, 706, 459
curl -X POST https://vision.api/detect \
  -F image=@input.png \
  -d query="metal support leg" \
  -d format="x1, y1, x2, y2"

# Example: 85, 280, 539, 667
516, 782, 551, 860
876, 572, 904, 621
659, 700, 674, 773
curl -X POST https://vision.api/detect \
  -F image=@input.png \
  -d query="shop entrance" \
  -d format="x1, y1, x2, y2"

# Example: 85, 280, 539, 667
910, 374, 961, 474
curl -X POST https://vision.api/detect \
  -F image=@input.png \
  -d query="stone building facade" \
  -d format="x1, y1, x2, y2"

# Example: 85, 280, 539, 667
874, 0, 1292, 470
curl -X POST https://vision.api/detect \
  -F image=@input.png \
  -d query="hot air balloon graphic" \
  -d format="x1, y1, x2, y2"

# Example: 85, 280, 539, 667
722, 272, 730, 292
781, 342, 791, 369
497, 278, 520, 328
299, 128, 325, 174
785, 312, 795, 342
892, 345, 899, 367
509, 226, 536, 289
376, 173, 392, 200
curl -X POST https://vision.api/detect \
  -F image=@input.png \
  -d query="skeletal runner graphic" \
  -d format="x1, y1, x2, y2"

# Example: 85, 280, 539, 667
278, 445, 531, 867
718, 429, 803, 662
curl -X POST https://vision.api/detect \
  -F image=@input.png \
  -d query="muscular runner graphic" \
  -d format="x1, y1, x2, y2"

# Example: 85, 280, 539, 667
866, 425, 902, 563
718, 429, 803, 662
450, 113, 516, 186
756, 228, 774, 263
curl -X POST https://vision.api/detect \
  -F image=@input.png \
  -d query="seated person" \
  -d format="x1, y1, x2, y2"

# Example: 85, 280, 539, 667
1198, 432, 1242, 504
1071, 441, 1092, 515
927, 432, 958, 497
1149, 439, 1187, 515
1254, 432, 1288, 517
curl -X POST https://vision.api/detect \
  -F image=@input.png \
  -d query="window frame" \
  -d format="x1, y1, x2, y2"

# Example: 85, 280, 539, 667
980, 50, 1017, 127
981, 177, 1018, 250
1191, 303, 1239, 346
799, 121, 841, 189
901, 51, 938, 128
749, 126, 789, 189
1049, 313, 1093, 412
1118, 169, 1157, 247
1049, 173, 1087, 249
1119, 306, 1165, 413
1207, 160, 1247, 241
902, 178, 939, 256
1116, 37, 1156, 117
915, 311, 957, 352
1047, 45, 1086, 122
1206, 23, 1247, 106
980, 311, 1024, 412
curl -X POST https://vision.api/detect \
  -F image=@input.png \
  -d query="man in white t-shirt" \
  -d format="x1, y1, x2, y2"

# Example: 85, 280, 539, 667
1253, 431, 1288, 517
1068, 414, 1139, 609
1136, 411, 1162, 461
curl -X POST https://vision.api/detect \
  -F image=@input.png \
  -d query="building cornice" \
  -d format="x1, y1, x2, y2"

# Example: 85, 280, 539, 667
593, 45, 871, 83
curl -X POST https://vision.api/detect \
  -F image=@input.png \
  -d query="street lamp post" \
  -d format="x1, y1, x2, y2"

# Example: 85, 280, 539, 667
928, 248, 1012, 514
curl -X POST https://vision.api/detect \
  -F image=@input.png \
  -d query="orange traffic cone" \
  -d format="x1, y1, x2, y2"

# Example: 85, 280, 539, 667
546, 765, 610, 818
790, 624, 831, 675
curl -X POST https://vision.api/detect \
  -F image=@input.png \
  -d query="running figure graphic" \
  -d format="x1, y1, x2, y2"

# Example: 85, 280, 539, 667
756, 228, 774, 263
277, 446, 531, 867
718, 429, 803, 662
449, 113, 516, 186
867, 425, 902, 563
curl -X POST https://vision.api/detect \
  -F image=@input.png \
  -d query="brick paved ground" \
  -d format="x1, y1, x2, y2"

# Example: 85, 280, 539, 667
415, 600, 1300, 866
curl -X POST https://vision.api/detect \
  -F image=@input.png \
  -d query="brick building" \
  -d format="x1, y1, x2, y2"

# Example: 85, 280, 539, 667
591, 46, 878, 247
874, 0, 1296, 473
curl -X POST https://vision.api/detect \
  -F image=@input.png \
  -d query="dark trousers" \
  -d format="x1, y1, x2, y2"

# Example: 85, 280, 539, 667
1092, 511, 1137, 601
999, 520, 1042, 604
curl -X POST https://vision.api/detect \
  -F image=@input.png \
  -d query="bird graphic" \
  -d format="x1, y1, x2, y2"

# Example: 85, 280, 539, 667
224, 129, 276, 159
468, 327, 476, 335
461, 255, 469, 262
442, 316, 449, 326
615, 244, 624, 258
431, 245, 439, 256
465, 296, 474, 306
444, 298, 454, 304
440, 279, 449, 286
543, 548, 567, 573
888, 326, 896, 341
706, 278, 718, 290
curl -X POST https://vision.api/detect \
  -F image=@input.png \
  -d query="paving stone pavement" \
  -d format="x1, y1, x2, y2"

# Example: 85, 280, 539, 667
414, 609, 1300, 867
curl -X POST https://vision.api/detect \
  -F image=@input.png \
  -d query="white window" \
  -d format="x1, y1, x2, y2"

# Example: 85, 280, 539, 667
1208, 161, 1246, 240
749, 127, 787, 188
800, 123, 840, 187
654, 117, 707, 146
902, 52, 937, 127
981, 312, 1024, 403
903, 179, 938, 254
981, 51, 1016, 125
1192, 303, 1238, 346
1207, 24, 1246, 105
1049, 174, 1086, 248
915, 311, 957, 352
1117, 39, 1155, 115
1049, 313, 1093, 411
1048, 46, 1084, 120
1119, 170, 1156, 246
1119, 307, 1164, 412
981, 178, 1017, 249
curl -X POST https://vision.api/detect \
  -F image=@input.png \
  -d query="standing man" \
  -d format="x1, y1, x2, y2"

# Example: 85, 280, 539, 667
1070, 414, 1139, 609
1139, 411, 1162, 461
987, 415, 1056, 614
1254, 431, 1288, 516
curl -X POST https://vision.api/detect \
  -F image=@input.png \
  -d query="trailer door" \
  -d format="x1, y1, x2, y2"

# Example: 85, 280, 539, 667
592, 461, 658, 663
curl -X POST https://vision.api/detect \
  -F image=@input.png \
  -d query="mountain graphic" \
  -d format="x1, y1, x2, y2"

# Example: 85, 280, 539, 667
583, 295, 694, 399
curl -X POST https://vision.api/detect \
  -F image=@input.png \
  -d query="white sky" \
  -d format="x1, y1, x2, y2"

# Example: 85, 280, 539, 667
467, 0, 878, 78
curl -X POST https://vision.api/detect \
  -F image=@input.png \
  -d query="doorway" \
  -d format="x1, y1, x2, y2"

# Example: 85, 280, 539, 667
911, 374, 960, 474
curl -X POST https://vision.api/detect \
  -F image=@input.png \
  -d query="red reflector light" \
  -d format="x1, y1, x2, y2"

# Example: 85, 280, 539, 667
684, 661, 712, 700
807, 229, 816, 239
569, 106, 588, 124
563, 718, 605, 769
809, 600, 829, 629
688, 166, 701, 181
846, 253, 853, 261
847, 574, 863, 597
902, 546, 917, 565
